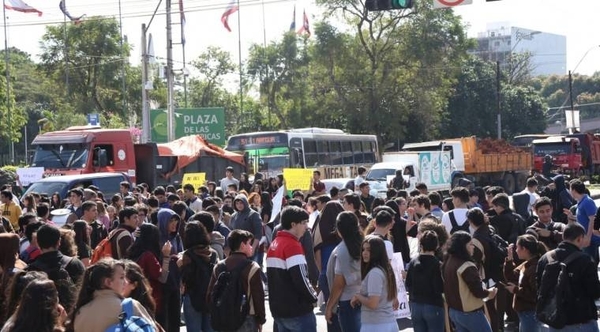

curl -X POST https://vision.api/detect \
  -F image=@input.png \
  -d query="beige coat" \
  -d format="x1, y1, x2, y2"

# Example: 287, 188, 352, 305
74, 289, 158, 332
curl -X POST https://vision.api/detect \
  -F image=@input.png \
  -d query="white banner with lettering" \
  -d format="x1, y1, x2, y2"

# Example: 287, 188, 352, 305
391, 253, 411, 319
16, 167, 44, 186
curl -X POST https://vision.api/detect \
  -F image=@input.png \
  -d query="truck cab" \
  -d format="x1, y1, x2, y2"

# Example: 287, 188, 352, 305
31, 126, 145, 183
532, 136, 582, 174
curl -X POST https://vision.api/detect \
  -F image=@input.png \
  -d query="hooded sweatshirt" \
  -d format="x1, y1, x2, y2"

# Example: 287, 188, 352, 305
157, 208, 183, 291
210, 231, 225, 259
230, 195, 263, 242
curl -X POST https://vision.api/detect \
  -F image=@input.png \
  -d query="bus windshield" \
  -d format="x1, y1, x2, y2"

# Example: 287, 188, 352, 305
31, 144, 89, 169
245, 147, 290, 177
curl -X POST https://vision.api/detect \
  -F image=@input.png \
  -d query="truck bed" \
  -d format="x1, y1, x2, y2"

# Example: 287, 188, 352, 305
461, 137, 532, 174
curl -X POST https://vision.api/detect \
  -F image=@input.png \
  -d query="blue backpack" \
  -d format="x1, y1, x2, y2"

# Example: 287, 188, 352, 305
105, 298, 154, 332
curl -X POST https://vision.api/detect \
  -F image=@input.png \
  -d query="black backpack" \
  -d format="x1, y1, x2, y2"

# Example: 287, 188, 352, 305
26, 256, 77, 313
508, 212, 527, 244
184, 249, 218, 313
536, 250, 585, 329
483, 232, 509, 282
449, 211, 470, 234
210, 259, 256, 331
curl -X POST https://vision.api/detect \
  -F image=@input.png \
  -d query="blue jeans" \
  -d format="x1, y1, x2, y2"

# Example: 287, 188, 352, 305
318, 275, 341, 332
338, 300, 360, 332
449, 308, 492, 332
410, 302, 445, 332
182, 294, 213, 332
275, 312, 317, 332
549, 320, 599, 332
518, 310, 541, 332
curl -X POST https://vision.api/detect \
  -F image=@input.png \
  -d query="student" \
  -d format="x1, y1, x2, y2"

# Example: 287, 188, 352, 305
267, 206, 318, 332
350, 236, 398, 332
122, 260, 157, 318
325, 212, 363, 332
406, 231, 444, 332
1, 279, 66, 332
207, 229, 265, 331
503, 235, 547, 332
67, 259, 158, 332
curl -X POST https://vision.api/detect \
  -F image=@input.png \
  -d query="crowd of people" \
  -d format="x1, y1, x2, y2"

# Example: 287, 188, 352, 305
0, 167, 600, 332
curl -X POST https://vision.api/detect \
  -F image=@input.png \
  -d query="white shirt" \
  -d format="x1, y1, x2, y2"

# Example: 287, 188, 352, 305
441, 208, 470, 234
354, 175, 365, 188
521, 189, 539, 212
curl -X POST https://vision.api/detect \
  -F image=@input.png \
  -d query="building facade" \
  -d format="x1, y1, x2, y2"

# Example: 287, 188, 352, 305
471, 23, 567, 77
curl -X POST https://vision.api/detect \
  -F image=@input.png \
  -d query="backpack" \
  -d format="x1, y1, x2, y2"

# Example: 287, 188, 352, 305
91, 229, 128, 264
26, 255, 77, 312
449, 211, 469, 234
184, 249, 218, 313
508, 212, 527, 243
210, 259, 259, 331
483, 232, 509, 283
105, 297, 154, 332
536, 250, 585, 329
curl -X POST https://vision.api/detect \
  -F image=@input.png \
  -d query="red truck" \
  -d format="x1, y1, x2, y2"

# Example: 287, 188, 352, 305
30, 126, 245, 188
532, 133, 600, 175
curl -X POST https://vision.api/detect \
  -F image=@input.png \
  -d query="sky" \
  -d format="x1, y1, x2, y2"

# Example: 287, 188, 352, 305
3, 0, 600, 80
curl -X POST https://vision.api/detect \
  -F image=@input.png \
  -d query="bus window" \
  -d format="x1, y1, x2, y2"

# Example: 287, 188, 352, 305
342, 141, 353, 164
363, 141, 375, 163
353, 141, 363, 163
329, 141, 342, 165
318, 141, 331, 165
304, 139, 318, 167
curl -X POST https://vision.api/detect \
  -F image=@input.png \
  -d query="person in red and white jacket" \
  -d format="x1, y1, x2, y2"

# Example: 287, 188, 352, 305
266, 206, 318, 332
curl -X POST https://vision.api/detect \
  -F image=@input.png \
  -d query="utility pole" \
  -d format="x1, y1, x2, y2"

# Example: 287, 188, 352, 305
166, 0, 175, 141
568, 70, 576, 133
3, 7, 14, 163
496, 61, 501, 140
141, 24, 150, 143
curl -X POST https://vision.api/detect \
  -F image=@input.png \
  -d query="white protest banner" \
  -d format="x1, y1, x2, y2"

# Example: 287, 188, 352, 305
391, 252, 411, 319
16, 167, 44, 186
269, 185, 285, 223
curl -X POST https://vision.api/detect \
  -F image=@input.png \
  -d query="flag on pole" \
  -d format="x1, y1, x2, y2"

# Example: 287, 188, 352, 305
221, 0, 239, 32
289, 5, 296, 31
297, 9, 311, 37
4, 0, 42, 16
59, 0, 85, 24
178, 0, 186, 45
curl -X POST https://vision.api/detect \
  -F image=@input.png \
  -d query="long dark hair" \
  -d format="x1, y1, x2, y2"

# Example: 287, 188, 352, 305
0, 233, 19, 295
65, 259, 124, 331
123, 260, 156, 316
127, 223, 161, 261
443, 231, 473, 263
3, 271, 49, 325
336, 212, 363, 260
7, 279, 62, 332
73, 220, 90, 247
361, 235, 397, 301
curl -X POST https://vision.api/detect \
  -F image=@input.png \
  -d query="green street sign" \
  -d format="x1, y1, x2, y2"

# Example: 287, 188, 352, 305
150, 108, 226, 145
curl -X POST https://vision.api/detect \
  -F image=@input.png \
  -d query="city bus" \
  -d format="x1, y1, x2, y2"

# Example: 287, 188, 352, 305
225, 128, 380, 179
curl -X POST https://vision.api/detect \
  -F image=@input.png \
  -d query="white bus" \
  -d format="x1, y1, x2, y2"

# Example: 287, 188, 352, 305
225, 128, 380, 178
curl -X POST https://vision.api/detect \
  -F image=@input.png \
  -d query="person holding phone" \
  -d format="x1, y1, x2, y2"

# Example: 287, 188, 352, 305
503, 235, 547, 332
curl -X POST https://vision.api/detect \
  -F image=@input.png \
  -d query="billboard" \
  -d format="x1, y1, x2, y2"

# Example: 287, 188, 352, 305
150, 108, 226, 145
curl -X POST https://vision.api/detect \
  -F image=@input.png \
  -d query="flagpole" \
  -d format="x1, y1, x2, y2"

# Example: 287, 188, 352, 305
261, 0, 270, 129
63, 13, 69, 96
236, 0, 243, 129
2, 0, 14, 163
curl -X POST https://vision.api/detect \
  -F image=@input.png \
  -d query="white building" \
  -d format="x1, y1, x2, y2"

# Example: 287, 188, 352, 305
471, 23, 567, 77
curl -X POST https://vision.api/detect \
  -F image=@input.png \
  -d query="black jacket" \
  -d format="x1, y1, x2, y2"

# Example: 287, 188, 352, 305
536, 242, 600, 326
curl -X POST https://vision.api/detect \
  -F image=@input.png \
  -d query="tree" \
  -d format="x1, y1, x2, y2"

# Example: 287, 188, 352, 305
442, 56, 546, 139
39, 17, 130, 117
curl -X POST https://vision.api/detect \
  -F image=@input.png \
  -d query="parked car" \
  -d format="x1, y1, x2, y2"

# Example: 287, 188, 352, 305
24, 172, 131, 201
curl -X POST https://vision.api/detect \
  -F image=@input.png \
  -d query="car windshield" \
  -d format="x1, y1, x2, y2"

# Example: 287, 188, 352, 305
24, 181, 66, 197
31, 144, 89, 169
366, 168, 396, 181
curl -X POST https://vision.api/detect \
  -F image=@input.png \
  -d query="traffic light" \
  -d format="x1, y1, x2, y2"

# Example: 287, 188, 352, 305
365, 0, 413, 12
